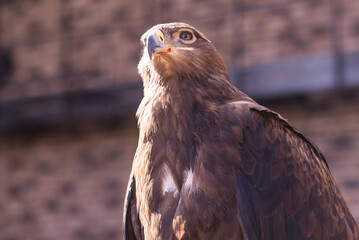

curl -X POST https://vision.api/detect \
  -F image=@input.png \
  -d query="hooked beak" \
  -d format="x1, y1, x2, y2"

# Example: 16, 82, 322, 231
147, 31, 165, 60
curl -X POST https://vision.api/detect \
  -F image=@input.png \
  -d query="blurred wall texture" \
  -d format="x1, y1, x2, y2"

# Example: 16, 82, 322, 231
0, 0, 359, 239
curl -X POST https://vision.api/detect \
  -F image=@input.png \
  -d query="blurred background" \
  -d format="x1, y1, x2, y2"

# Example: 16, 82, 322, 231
0, 0, 359, 239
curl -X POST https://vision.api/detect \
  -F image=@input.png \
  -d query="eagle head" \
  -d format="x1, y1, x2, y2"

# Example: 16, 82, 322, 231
138, 22, 228, 83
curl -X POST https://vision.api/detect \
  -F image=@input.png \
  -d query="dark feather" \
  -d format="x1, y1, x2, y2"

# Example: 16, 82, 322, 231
123, 173, 143, 240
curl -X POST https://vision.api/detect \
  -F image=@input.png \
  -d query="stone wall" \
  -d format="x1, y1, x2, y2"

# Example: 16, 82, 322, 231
2, 0, 359, 101
0, 120, 138, 240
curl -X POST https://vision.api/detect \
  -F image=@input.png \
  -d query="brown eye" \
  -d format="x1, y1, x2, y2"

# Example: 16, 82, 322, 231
180, 31, 193, 40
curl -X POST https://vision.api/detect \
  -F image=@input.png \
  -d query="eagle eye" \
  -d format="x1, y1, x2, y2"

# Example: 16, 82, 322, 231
179, 31, 193, 41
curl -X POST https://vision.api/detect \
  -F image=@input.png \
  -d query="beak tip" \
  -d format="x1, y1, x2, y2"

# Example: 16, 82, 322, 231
146, 32, 164, 60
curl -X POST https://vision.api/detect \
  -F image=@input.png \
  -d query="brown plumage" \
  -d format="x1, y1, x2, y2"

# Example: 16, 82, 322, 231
123, 22, 359, 240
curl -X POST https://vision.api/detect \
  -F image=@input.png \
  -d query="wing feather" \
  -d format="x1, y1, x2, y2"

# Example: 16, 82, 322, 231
219, 101, 358, 240
123, 172, 142, 240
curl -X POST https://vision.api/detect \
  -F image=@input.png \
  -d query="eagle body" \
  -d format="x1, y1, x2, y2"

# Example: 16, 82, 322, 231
124, 23, 359, 240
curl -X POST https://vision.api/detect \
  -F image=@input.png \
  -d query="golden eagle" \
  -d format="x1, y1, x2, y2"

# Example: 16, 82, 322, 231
123, 22, 358, 239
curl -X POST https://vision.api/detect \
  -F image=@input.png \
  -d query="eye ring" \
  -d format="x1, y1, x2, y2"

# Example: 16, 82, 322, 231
179, 31, 193, 41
